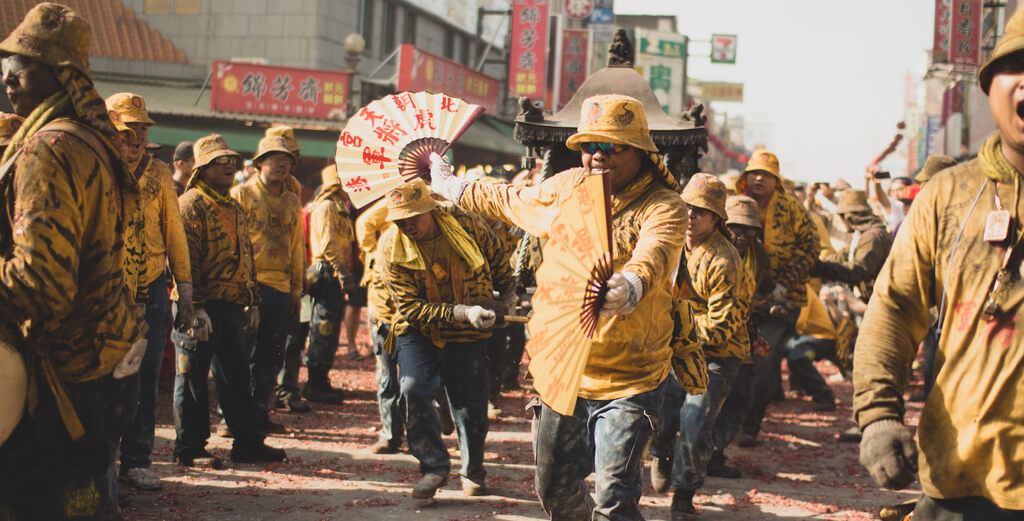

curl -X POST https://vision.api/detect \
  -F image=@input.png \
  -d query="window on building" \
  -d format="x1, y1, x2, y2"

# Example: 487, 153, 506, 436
362, 0, 375, 56
403, 10, 417, 46
144, 0, 170, 13
381, 2, 396, 54
174, 0, 200, 14
444, 30, 456, 60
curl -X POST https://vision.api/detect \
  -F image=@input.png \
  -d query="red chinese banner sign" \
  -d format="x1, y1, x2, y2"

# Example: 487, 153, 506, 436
558, 29, 590, 109
933, 0, 952, 63
933, 0, 981, 65
210, 60, 350, 120
396, 44, 500, 114
949, 0, 982, 66
509, 0, 549, 100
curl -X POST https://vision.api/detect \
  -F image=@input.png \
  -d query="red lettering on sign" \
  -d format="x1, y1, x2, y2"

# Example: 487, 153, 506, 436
340, 131, 363, 148
392, 92, 417, 112
362, 147, 393, 169
373, 120, 407, 145
359, 107, 385, 126
345, 176, 371, 192
440, 96, 459, 113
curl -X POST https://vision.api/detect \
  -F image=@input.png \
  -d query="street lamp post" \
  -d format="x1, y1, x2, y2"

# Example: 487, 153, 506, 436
344, 33, 366, 117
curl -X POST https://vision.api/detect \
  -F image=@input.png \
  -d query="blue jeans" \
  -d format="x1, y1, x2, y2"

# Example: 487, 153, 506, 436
533, 378, 669, 521
251, 284, 290, 419
712, 363, 754, 453
786, 335, 837, 402
743, 312, 797, 436
278, 320, 309, 395
120, 273, 170, 470
670, 357, 742, 491
396, 329, 489, 481
308, 278, 344, 376
372, 318, 404, 444
173, 300, 265, 454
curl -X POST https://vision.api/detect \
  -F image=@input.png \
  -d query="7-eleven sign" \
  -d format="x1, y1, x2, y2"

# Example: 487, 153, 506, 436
711, 34, 737, 64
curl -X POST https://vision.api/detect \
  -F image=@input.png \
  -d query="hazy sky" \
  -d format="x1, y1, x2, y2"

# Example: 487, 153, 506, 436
621, 0, 935, 183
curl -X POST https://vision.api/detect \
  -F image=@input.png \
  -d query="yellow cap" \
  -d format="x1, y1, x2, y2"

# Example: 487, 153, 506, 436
736, 150, 783, 193
566, 94, 658, 153
105, 92, 155, 126
979, 7, 1024, 94
0, 113, 25, 147
0, 3, 91, 75
253, 135, 295, 163
725, 195, 761, 229
321, 164, 340, 188
836, 189, 872, 214
188, 134, 241, 188
681, 173, 728, 220
386, 179, 439, 221
266, 125, 302, 152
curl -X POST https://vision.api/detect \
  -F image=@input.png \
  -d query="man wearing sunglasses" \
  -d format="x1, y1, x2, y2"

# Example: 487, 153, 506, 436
431, 94, 687, 521
853, 8, 1024, 520
173, 134, 287, 468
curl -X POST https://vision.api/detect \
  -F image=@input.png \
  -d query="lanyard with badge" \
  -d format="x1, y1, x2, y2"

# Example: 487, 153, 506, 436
982, 177, 1023, 320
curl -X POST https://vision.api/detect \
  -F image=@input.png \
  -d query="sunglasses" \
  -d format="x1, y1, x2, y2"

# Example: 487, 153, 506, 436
580, 142, 629, 155
212, 155, 239, 167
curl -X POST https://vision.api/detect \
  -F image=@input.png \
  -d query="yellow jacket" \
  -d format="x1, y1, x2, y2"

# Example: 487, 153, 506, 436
231, 177, 303, 298
308, 193, 354, 271
0, 117, 144, 383
180, 182, 259, 307
139, 156, 190, 285
756, 190, 820, 309
854, 158, 1024, 509
381, 205, 514, 347
460, 168, 686, 400
687, 229, 753, 359
356, 198, 395, 323
124, 157, 148, 301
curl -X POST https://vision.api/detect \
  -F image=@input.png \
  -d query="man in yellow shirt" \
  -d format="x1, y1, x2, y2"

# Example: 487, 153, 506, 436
175, 134, 287, 466
231, 136, 303, 430
431, 94, 687, 520
106, 92, 196, 491
854, 9, 1024, 518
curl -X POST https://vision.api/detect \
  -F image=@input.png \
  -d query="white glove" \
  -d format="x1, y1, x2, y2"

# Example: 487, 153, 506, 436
430, 152, 468, 202
771, 283, 788, 303
600, 271, 644, 317
454, 304, 496, 329
113, 338, 147, 379
176, 282, 196, 330
188, 308, 213, 342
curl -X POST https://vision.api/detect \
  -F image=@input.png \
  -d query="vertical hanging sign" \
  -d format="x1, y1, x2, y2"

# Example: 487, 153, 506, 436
557, 29, 591, 108
509, 0, 550, 101
949, 0, 982, 66
933, 0, 952, 63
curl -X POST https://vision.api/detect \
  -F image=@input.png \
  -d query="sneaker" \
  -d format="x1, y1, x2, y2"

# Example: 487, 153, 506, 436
670, 489, 698, 521
277, 392, 312, 413
412, 473, 448, 499
462, 477, 487, 496
737, 432, 758, 447
216, 420, 233, 438
811, 398, 837, 412
173, 449, 223, 469
650, 455, 673, 493
706, 461, 741, 479
231, 442, 288, 463
370, 439, 401, 454
304, 381, 345, 404
120, 467, 161, 490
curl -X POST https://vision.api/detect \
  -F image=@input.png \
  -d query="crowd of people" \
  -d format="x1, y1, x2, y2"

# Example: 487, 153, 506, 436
2, 3, 1024, 521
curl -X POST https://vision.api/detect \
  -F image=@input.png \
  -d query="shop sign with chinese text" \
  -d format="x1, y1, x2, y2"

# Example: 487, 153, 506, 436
558, 29, 591, 108
700, 82, 744, 102
948, 0, 981, 66
564, 0, 593, 19
210, 60, 350, 120
397, 44, 500, 113
509, 0, 549, 101
933, 0, 952, 62
634, 28, 686, 118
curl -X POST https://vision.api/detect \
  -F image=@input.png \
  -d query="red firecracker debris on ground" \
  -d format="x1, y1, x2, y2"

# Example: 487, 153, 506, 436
123, 311, 922, 520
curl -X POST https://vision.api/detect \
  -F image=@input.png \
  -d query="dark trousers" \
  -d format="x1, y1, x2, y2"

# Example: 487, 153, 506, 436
670, 357, 741, 491
277, 318, 309, 395
533, 378, 669, 521
307, 279, 344, 376
914, 495, 1024, 521
506, 322, 526, 386
396, 329, 489, 481
743, 312, 797, 436
0, 375, 136, 521
120, 273, 169, 470
712, 363, 754, 453
485, 325, 508, 394
371, 319, 404, 444
250, 284, 290, 419
786, 335, 837, 402
173, 300, 264, 454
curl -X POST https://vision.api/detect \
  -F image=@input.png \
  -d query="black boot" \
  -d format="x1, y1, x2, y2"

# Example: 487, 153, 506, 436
706, 450, 741, 479
304, 368, 344, 404
671, 489, 698, 521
